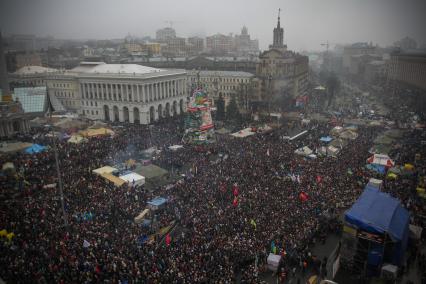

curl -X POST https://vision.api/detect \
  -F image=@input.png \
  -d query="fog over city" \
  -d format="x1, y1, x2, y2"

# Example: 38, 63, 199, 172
1, 0, 426, 51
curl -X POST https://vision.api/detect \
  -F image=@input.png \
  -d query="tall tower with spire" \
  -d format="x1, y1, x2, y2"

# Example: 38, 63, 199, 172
269, 8, 287, 52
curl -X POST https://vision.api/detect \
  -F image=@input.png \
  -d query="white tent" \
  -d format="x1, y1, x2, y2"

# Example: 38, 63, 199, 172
339, 130, 358, 140
169, 145, 184, 151
119, 172, 145, 187
295, 146, 313, 157
330, 126, 344, 136
68, 135, 86, 144
231, 128, 255, 138
92, 166, 117, 175
327, 145, 340, 157
267, 253, 282, 272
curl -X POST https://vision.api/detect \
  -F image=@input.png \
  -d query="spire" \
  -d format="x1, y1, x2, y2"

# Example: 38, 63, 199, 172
270, 8, 285, 50
277, 8, 281, 28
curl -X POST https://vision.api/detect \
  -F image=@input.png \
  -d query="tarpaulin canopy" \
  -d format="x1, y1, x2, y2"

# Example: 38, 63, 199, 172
134, 209, 150, 224
294, 146, 313, 157
2, 162, 15, 171
24, 144, 46, 154
330, 126, 344, 136
100, 173, 126, 187
92, 166, 117, 175
339, 130, 358, 140
345, 185, 409, 265
169, 145, 184, 151
147, 197, 167, 207
79, 127, 114, 137
231, 128, 255, 138
367, 154, 395, 167
67, 135, 86, 144
147, 197, 167, 210
320, 136, 333, 142
119, 172, 145, 187
366, 163, 386, 174
345, 186, 409, 242
327, 145, 340, 157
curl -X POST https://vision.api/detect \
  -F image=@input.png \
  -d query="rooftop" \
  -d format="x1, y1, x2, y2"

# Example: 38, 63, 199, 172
87, 64, 163, 74
13, 66, 57, 75
70, 62, 106, 73
187, 70, 254, 78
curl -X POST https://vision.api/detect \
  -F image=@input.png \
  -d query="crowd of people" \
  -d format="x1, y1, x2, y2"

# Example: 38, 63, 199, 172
0, 108, 424, 283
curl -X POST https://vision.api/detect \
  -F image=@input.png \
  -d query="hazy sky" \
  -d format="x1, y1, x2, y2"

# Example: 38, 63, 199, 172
1, 0, 425, 51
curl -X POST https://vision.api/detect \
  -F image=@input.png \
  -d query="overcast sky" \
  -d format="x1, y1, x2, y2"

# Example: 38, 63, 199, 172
1, 0, 425, 51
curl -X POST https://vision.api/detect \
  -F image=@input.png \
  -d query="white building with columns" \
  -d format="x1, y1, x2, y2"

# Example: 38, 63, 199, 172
78, 64, 187, 124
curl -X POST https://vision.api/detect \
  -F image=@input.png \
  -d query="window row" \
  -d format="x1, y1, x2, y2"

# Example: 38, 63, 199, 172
82, 110, 99, 116
55, 91, 74, 98
53, 83, 71, 88
81, 81, 183, 103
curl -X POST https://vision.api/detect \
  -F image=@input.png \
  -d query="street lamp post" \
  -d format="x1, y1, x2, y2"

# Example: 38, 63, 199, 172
268, 74, 273, 117
46, 86, 68, 229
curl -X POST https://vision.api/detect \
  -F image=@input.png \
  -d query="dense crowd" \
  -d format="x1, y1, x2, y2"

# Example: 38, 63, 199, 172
0, 112, 423, 283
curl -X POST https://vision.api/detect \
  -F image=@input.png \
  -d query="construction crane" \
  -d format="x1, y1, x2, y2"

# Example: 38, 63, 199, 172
320, 41, 330, 53
320, 41, 331, 71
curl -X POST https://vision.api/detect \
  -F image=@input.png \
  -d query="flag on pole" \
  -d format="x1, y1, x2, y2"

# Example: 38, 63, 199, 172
233, 186, 239, 197
233, 197, 238, 207
316, 175, 322, 183
165, 233, 171, 246
250, 219, 257, 230
83, 239, 91, 248
299, 191, 309, 202
266, 148, 270, 156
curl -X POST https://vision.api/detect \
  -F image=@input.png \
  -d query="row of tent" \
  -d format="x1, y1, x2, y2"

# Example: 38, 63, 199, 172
297, 126, 360, 159
370, 129, 405, 155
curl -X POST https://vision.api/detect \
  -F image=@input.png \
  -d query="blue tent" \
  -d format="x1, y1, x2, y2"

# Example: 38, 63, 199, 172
320, 136, 333, 143
366, 163, 386, 174
345, 185, 409, 265
147, 197, 167, 207
24, 144, 47, 154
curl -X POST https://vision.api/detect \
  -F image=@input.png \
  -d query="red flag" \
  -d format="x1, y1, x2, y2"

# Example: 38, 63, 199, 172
316, 175, 322, 183
299, 192, 309, 202
233, 187, 239, 197
165, 233, 171, 246
233, 197, 238, 207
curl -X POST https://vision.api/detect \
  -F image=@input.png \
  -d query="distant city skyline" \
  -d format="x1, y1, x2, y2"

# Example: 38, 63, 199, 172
1, 0, 425, 52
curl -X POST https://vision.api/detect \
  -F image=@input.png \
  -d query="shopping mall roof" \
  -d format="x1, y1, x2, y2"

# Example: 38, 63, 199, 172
12, 87, 65, 114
